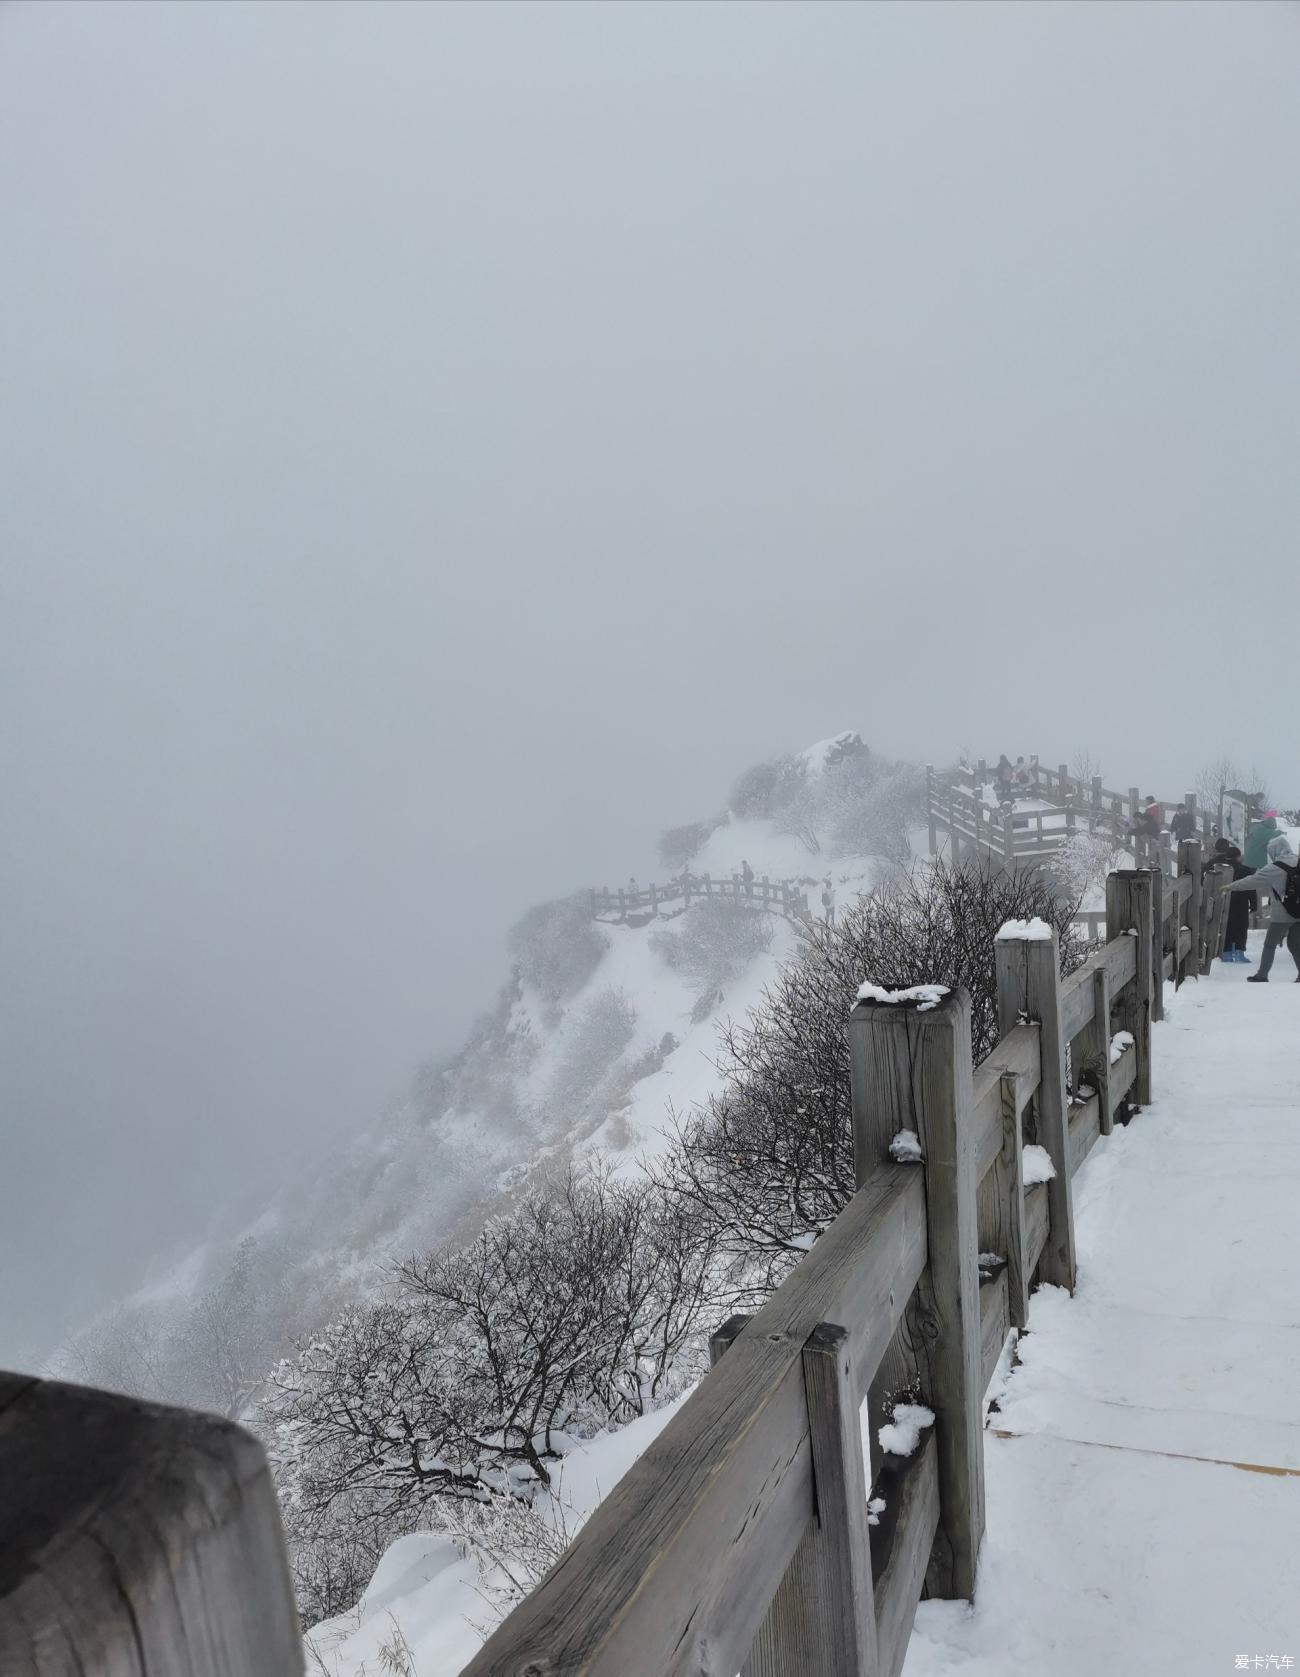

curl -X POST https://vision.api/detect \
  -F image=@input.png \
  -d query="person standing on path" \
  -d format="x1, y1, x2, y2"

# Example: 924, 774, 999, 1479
821, 875, 836, 926
1207, 841, 1253, 962
1243, 809, 1281, 870
1227, 835, 1300, 981
1170, 802, 1198, 843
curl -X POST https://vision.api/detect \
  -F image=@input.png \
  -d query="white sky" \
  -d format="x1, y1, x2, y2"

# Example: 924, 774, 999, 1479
2, 0, 1298, 1362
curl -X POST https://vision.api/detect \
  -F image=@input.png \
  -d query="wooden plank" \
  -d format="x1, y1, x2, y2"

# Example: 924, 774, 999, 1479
1059, 965, 1096, 1045
804, 1324, 879, 1672
463, 1163, 928, 1677
1202, 864, 1226, 973
1024, 1181, 1049, 1278
0, 1373, 302, 1677
1177, 870, 1194, 905
848, 991, 984, 1602
970, 1022, 1039, 1183
1067, 1092, 1101, 1176
1092, 966, 1115, 1137
1109, 1042, 1137, 1113
874, 1432, 940, 1677
979, 1265, 1011, 1393
744, 1322, 881, 1677
1182, 840, 1203, 978
1105, 871, 1153, 1107
1148, 866, 1165, 1022
995, 928, 1077, 1293
1098, 934, 1138, 991
727, 1320, 879, 1677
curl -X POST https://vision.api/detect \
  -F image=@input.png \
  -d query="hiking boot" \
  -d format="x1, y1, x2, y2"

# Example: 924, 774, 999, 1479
1247, 973, 1268, 983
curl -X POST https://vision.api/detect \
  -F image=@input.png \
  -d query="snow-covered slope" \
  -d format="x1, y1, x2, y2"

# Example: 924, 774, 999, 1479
56, 732, 918, 1424
307, 901, 1300, 1677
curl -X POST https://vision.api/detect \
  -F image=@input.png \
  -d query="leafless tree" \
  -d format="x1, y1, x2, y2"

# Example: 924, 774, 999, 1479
656, 861, 1082, 1305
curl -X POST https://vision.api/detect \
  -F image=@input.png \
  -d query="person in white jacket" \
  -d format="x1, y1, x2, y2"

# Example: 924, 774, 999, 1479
1227, 835, 1300, 982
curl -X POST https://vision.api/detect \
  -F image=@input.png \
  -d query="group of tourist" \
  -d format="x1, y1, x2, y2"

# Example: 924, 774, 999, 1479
1210, 812, 1300, 982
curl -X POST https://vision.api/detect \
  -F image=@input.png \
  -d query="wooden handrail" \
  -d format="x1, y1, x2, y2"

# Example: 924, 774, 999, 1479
4, 851, 1220, 1677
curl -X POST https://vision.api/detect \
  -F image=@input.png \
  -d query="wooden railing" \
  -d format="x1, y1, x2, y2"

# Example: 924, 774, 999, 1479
927, 757, 1217, 875
0, 851, 1234, 1675
589, 872, 809, 921
0, 1371, 301, 1674
457, 850, 1229, 1677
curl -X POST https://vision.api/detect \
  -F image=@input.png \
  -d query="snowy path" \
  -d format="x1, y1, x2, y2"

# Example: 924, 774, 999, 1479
905, 933, 1300, 1677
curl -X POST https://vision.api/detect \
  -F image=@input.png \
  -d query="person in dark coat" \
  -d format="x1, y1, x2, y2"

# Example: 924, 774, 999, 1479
1208, 842, 1253, 962
1170, 803, 1198, 843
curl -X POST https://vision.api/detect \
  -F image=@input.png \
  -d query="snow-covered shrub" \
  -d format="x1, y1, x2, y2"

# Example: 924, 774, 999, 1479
507, 894, 607, 1011
650, 899, 773, 1004
267, 1168, 719, 1625
428, 1492, 575, 1629
1049, 829, 1119, 905
827, 759, 925, 863
729, 753, 806, 820
657, 817, 723, 870
729, 740, 920, 861
657, 862, 1081, 1303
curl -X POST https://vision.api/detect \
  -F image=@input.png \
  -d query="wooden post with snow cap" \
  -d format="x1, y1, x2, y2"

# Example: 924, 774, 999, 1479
994, 919, 1075, 1294
1105, 869, 1153, 1107
848, 983, 984, 1602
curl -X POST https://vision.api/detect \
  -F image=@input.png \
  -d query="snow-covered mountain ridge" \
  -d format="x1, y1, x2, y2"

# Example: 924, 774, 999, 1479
57, 733, 922, 1423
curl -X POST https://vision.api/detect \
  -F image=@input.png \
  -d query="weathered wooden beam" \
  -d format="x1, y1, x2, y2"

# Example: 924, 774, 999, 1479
873, 1432, 939, 1677
1067, 1091, 1102, 1175
978, 1265, 1011, 1392
712, 1318, 877, 1677
1024, 1181, 1049, 1277
464, 1161, 927, 1677
1181, 840, 1203, 978
1148, 865, 1165, 1021
1109, 1041, 1137, 1112
1104, 870, 1153, 1107
970, 1022, 1039, 1183
0, 1373, 302, 1677
996, 1070, 1030, 1329
849, 989, 984, 1602
1091, 965, 1115, 1137
995, 925, 1077, 1294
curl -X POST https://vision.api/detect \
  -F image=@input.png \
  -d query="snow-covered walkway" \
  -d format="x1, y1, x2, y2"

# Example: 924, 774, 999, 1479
905, 932, 1300, 1677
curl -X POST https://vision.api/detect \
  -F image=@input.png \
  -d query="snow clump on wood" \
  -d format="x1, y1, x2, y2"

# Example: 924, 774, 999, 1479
879, 1403, 935, 1457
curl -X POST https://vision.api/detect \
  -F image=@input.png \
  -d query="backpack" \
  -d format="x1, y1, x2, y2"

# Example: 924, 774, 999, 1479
1279, 860, 1300, 919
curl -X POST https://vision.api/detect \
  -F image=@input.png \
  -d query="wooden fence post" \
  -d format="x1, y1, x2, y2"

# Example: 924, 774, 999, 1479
1181, 840, 1203, 977
1148, 866, 1165, 1022
1091, 966, 1115, 1137
947, 785, 960, 864
927, 765, 938, 856
1202, 864, 1226, 972
996, 1071, 1029, 1329
0, 1374, 302, 1677
994, 924, 1077, 1294
1105, 870, 1153, 1106
710, 1313, 877, 1677
848, 988, 984, 1601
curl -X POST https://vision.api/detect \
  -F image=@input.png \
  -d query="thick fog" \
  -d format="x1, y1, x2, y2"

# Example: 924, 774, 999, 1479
2, 0, 1297, 1366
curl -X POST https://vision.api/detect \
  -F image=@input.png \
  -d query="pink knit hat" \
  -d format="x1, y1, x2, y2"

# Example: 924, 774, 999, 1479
1263, 808, 1278, 819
